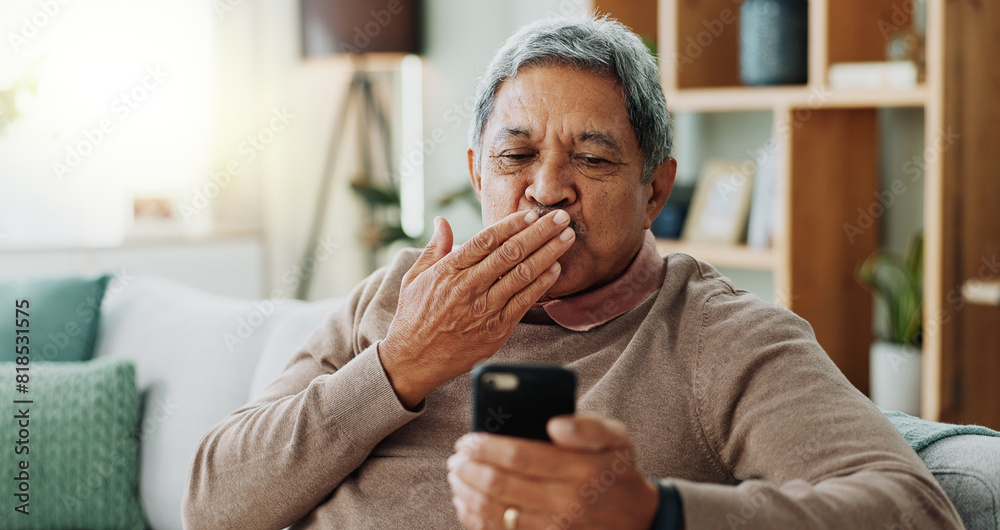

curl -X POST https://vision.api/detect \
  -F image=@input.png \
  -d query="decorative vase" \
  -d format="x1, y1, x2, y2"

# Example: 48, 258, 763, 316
870, 341, 922, 416
740, 0, 809, 86
884, 0, 926, 82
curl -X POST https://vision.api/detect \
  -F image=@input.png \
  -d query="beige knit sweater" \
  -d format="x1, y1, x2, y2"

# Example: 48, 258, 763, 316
184, 249, 963, 529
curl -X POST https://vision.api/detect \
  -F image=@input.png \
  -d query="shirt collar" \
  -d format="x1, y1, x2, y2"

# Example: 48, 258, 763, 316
534, 231, 666, 331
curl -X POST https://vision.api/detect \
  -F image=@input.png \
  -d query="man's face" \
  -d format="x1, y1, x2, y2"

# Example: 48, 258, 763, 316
469, 65, 675, 299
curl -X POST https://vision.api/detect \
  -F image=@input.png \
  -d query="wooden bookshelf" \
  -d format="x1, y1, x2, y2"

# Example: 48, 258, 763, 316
666, 86, 928, 112
596, 0, 1000, 428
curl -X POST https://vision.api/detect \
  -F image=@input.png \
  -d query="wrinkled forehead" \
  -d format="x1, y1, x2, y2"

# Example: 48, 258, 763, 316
484, 62, 625, 126
482, 65, 636, 149
490, 65, 624, 117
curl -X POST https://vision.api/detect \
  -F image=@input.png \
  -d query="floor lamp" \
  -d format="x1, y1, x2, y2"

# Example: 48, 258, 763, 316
296, 0, 422, 300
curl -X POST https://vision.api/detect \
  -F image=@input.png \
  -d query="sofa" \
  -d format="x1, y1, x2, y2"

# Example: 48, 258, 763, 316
87, 275, 342, 530
35, 275, 1000, 528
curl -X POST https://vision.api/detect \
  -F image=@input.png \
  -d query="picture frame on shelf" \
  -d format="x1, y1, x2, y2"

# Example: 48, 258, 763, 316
129, 192, 187, 239
682, 159, 756, 245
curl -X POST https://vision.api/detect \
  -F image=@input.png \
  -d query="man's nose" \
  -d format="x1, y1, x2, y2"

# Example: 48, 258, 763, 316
524, 156, 576, 207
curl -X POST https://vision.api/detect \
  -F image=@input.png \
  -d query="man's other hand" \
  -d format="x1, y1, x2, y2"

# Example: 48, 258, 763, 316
379, 210, 575, 409
448, 414, 660, 529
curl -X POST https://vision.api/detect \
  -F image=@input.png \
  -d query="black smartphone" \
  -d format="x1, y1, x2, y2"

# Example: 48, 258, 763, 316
471, 364, 576, 442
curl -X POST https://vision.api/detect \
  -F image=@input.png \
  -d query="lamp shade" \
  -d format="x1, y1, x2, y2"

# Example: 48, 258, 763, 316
301, 0, 422, 56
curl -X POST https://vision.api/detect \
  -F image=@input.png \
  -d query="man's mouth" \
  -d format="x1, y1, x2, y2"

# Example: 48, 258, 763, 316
530, 207, 585, 238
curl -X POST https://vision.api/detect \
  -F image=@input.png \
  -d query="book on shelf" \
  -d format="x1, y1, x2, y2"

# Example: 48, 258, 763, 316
746, 140, 782, 250
827, 61, 919, 91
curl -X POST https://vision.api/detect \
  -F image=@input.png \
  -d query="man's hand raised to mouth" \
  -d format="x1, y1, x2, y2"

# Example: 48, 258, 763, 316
379, 209, 576, 409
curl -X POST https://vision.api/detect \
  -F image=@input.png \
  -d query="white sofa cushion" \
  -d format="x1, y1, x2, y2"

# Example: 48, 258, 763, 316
248, 296, 344, 400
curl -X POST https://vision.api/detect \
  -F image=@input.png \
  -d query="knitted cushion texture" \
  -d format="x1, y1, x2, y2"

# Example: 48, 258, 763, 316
0, 359, 145, 529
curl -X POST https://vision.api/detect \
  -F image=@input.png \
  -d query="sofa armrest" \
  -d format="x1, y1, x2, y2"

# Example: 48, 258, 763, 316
918, 434, 1000, 530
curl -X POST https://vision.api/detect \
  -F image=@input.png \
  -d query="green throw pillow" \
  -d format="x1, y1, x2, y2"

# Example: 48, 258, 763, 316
0, 274, 111, 362
0, 359, 146, 529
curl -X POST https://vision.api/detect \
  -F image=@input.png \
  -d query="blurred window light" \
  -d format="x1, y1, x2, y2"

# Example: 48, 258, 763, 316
0, 0, 214, 249
399, 53, 424, 239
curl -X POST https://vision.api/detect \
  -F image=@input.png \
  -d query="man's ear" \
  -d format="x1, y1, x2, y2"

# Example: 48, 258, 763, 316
643, 157, 677, 230
467, 149, 482, 202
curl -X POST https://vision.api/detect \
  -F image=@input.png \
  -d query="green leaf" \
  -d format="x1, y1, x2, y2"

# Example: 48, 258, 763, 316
351, 182, 400, 206
376, 224, 415, 246
855, 232, 923, 346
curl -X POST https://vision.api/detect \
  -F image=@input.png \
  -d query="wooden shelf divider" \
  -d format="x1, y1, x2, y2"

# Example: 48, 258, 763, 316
667, 86, 928, 112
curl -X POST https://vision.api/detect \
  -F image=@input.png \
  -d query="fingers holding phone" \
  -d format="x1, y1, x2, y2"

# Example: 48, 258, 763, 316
452, 365, 660, 529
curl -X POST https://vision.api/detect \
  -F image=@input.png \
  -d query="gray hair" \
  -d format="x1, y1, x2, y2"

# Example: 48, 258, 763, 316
468, 15, 673, 184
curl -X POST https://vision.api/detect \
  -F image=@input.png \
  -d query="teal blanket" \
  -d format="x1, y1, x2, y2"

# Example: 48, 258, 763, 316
884, 409, 1000, 452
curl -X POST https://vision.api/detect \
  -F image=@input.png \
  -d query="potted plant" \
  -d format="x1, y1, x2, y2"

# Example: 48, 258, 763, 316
856, 232, 923, 415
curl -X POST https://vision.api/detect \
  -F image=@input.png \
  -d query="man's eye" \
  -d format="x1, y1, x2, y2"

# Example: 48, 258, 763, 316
502, 152, 535, 162
489, 151, 536, 174
572, 154, 618, 177
577, 155, 610, 166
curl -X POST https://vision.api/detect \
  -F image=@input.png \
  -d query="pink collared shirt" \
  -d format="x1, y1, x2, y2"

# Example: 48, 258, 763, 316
532, 231, 666, 331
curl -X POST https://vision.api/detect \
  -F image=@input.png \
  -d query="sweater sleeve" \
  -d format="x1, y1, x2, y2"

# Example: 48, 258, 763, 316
183, 254, 422, 530
673, 288, 964, 529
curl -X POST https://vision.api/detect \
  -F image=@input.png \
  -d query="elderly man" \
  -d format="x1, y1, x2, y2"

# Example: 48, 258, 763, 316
184, 16, 962, 529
